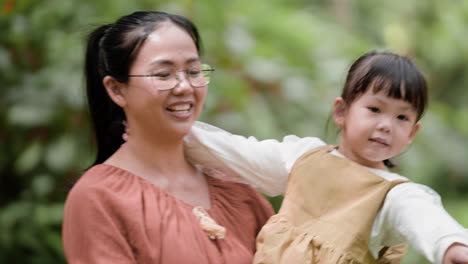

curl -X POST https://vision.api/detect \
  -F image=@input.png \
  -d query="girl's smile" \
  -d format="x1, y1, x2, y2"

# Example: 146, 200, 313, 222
368, 137, 389, 148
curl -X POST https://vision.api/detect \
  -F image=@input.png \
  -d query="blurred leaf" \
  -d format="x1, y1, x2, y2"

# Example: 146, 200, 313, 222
35, 203, 63, 226
45, 135, 76, 173
7, 104, 53, 127
14, 140, 42, 174
31, 174, 54, 198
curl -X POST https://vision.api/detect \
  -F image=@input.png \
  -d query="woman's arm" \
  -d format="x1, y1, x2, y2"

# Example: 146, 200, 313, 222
184, 121, 326, 196
375, 182, 468, 264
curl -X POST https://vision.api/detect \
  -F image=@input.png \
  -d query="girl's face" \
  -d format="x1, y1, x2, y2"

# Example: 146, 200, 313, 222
333, 89, 420, 169
113, 23, 207, 141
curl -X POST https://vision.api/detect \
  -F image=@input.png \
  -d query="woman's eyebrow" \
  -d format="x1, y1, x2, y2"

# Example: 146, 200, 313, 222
186, 57, 200, 64
149, 59, 174, 66
149, 57, 200, 66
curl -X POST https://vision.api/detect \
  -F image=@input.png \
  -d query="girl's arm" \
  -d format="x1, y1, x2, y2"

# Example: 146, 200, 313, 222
374, 182, 468, 264
184, 121, 326, 196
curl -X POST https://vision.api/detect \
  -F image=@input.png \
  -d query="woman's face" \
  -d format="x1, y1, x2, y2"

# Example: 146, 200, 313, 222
122, 23, 207, 141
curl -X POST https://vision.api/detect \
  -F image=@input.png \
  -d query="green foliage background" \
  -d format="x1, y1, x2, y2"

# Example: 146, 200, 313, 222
1, 0, 467, 263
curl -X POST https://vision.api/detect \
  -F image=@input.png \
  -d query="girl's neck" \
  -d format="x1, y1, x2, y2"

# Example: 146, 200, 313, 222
336, 143, 386, 170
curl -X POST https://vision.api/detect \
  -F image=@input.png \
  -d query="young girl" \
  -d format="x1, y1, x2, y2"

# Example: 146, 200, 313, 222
184, 51, 468, 263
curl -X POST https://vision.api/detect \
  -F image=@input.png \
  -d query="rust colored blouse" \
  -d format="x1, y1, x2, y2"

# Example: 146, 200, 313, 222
62, 164, 274, 264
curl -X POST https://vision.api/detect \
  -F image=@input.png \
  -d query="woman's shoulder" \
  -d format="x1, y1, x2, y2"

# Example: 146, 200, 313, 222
202, 167, 274, 214
203, 167, 263, 198
65, 164, 146, 211
71, 164, 140, 190
203, 167, 274, 233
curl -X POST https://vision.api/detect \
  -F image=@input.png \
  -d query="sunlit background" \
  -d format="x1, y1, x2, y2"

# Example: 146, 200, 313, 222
1, 0, 468, 263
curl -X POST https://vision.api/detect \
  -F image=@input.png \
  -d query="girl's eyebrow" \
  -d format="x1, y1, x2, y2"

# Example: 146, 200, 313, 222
370, 95, 414, 111
397, 105, 413, 111
368, 95, 388, 105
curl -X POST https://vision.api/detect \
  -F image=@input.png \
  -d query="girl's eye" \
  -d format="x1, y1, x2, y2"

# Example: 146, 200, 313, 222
368, 107, 380, 113
397, 115, 409, 121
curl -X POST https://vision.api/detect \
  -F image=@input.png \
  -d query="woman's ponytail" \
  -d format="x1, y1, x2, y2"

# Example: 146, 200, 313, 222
85, 24, 125, 165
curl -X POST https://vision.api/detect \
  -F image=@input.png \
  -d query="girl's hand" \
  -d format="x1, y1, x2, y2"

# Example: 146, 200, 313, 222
443, 243, 468, 264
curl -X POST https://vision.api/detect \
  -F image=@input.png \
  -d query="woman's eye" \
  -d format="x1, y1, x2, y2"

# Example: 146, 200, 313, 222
368, 107, 380, 113
187, 70, 201, 77
152, 72, 172, 79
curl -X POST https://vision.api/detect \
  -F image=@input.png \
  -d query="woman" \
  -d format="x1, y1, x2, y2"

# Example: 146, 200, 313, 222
62, 11, 273, 263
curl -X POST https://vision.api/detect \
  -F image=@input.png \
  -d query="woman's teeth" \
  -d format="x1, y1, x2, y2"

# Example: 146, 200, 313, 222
168, 104, 191, 111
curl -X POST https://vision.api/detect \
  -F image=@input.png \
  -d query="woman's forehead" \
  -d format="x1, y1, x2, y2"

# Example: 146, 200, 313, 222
133, 25, 198, 67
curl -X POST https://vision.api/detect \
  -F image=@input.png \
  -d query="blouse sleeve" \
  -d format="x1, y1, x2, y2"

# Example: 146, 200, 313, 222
374, 182, 468, 264
62, 185, 137, 264
184, 121, 326, 196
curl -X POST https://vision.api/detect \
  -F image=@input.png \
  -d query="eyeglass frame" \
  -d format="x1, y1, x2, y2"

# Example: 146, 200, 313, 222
127, 63, 215, 91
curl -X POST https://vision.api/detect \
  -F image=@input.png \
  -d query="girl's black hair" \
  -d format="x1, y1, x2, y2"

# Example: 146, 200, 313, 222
342, 51, 428, 120
341, 51, 428, 168
85, 11, 202, 165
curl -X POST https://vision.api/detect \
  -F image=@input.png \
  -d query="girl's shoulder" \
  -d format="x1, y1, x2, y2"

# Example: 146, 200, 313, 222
365, 167, 409, 182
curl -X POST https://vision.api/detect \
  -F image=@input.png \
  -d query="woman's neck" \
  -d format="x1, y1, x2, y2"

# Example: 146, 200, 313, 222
106, 132, 195, 181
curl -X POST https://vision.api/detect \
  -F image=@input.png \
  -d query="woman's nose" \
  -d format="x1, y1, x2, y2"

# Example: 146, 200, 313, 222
171, 72, 194, 95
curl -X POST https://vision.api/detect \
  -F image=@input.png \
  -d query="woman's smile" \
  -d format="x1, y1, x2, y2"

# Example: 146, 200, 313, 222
166, 101, 195, 120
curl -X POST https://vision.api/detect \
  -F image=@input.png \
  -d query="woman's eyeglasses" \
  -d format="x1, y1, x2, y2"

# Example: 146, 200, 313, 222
128, 64, 215, 91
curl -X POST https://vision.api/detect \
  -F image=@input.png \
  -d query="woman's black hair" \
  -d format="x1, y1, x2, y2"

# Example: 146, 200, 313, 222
340, 51, 428, 168
85, 11, 202, 165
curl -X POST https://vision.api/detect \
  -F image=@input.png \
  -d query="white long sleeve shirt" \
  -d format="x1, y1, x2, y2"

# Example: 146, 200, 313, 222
184, 121, 468, 264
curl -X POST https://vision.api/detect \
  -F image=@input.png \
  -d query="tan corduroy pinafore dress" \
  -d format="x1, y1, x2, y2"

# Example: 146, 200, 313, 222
253, 146, 408, 264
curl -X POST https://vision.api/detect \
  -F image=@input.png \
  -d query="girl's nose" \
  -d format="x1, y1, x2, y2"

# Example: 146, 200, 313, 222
376, 117, 392, 132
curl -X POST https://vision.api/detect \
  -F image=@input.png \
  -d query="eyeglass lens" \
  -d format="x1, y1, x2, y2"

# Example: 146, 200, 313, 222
152, 64, 213, 90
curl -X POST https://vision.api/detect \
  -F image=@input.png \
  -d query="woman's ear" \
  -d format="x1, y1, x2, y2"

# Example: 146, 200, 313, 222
332, 97, 347, 127
103, 76, 127, 107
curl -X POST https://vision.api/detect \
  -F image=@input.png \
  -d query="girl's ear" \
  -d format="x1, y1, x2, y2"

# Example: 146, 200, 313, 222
103, 76, 127, 107
406, 122, 421, 145
332, 97, 347, 127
